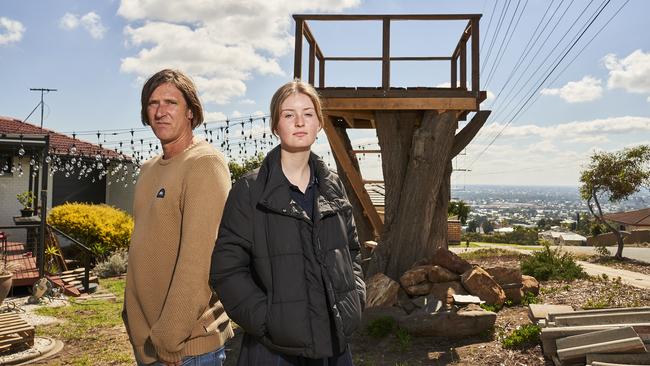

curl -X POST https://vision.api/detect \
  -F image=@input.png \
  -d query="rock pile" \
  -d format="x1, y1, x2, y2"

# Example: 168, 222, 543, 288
364, 248, 540, 337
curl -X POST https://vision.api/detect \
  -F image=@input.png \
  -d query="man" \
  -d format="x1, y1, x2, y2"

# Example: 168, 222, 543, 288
123, 69, 233, 366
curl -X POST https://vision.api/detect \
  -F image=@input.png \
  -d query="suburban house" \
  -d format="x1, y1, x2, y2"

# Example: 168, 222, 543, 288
603, 207, 650, 232
539, 230, 586, 245
0, 116, 135, 241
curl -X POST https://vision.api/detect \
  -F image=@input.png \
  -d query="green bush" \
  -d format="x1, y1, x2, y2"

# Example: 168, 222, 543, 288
502, 324, 541, 349
48, 203, 133, 261
93, 250, 128, 278
366, 316, 396, 338
520, 243, 587, 281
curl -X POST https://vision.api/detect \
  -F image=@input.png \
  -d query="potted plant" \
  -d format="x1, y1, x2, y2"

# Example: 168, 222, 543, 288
16, 191, 35, 217
0, 258, 17, 305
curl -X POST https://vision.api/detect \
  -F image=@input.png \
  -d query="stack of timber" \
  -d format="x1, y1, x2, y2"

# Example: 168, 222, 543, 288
529, 304, 650, 365
0, 313, 35, 354
47, 268, 98, 296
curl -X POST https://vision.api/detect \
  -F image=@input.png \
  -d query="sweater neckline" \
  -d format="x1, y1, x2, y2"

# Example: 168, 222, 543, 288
157, 136, 203, 166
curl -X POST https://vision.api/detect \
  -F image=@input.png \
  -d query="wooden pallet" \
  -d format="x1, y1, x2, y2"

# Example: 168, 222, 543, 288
0, 313, 35, 353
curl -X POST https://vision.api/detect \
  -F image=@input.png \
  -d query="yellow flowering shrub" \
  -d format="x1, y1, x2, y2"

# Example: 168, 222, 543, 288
48, 203, 133, 260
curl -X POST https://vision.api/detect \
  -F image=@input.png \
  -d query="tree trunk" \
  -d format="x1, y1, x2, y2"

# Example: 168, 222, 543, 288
589, 194, 625, 259
366, 110, 490, 280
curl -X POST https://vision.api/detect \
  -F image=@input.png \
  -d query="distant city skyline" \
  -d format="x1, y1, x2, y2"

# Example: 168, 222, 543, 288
2, 0, 649, 186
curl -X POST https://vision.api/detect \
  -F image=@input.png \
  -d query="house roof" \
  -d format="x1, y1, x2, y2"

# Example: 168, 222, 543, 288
0, 116, 120, 158
560, 233, 586, 241
603, 207, 650, 227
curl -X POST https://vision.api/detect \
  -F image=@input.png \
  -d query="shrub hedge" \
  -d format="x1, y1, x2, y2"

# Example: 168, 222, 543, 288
48, 203, 133, 261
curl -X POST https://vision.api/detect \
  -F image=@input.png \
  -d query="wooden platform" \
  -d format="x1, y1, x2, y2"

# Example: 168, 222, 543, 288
0, 313, 35, 353
4, 242, 39, 287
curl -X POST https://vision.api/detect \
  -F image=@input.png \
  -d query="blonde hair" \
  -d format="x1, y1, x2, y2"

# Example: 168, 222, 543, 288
269, 79, 323, 135
140, 69, 204, 129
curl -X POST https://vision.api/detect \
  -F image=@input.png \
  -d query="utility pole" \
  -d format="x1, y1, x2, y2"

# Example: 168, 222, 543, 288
29, 88, 57, 128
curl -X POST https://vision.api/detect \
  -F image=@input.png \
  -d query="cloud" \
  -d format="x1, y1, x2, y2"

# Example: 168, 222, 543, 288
203, 111, 227, 122
540, 76, 603, 103
117, 0, 360, 104
0, 17, 25, 45
483, 116, 650, 140
604, 49, 650, 94
59, 12, 107, 39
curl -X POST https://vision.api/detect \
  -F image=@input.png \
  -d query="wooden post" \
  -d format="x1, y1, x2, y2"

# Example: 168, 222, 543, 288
451, 56, 457, 88
460, 41, 467, 90
471, 16, 480, 94
308, 40, 315, 85
382, 18, 390, 90
322, 115, 384, 237
294, 19, 304, 80
319, 57, 325, 88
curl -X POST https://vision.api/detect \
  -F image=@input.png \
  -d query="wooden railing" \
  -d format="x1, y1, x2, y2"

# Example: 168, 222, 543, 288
293, 14, 482, 95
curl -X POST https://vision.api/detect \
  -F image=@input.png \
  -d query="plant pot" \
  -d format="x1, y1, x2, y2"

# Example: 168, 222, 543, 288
0, 273, 12, 305
20, 208, 33, 217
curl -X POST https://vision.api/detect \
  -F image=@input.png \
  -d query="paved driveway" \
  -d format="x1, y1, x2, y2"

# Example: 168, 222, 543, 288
550, 245, 650, 263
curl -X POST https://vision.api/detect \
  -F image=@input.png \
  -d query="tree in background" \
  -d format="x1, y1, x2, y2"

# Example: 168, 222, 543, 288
228, 153, 265, 182
448, 200, 470, 225
579, 145, 650, 259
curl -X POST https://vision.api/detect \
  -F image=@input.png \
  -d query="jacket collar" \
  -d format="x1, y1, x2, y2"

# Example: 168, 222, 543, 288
257, 145, 341, 218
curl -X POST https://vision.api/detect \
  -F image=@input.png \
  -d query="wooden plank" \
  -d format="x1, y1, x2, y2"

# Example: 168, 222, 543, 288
322, 97, 478, 111
460, 40, 467, 90
451, 56, 457, 88
548, 307, 650, 322
308, 40, 315, 85
471, 17, 480, 94
586, 353, 650, 364
554, 311, 650, 327
319, 58, 325, 88
382, 18, 390, 90
557, 327, 647, 362
322, 115, 383, 238
317, 88, 480, 99
293, 14, 481, 21
294, 19, 304, 80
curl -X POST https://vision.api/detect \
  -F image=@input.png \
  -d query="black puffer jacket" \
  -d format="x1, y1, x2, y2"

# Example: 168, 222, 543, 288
210, 146, 366, 358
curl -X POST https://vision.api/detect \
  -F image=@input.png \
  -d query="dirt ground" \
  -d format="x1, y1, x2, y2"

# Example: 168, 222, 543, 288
13, 253, 650, 366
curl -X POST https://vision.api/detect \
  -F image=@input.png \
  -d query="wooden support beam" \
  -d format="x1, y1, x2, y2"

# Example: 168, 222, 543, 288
322, 115, 384, 237
471, 17, 480, 94
322, 97, 478, 111
352, 150, 381, 154
382, 18, 390, 90
308, 40, 315, 85
451, 56, 457, 88
294, 14, 481, 21
294, 19, 304, 80
326, 110, 375, 121
319, 58, 325, 88
460, 40, 467, 90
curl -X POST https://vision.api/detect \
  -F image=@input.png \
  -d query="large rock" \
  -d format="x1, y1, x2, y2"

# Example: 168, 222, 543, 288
366, 273, 400, 307
429, 248, 472, 274
397, 288, 417, 314
484, 266, 522, 285
404, 282, 433, 296
361, 306, 407, 329
502, 284, 523, 304
428, 265, 460, 283
400, 265, 431, 287
461, 267, 506, 306
429, 281, 468, 306
398, 307, 496, 337
521, 275, 540, 296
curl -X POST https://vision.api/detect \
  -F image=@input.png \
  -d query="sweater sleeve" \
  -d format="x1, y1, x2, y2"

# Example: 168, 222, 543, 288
210, 179, 268, 338
149, 154, 231, 361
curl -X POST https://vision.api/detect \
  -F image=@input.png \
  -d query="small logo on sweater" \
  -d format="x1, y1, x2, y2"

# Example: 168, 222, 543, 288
156, 188, 165, 198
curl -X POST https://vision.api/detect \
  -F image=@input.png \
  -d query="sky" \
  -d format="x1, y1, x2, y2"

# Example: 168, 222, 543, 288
1, 0, 649, 187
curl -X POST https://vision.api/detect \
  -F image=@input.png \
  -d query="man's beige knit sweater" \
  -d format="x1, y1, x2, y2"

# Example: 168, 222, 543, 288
123, 138, 234, 364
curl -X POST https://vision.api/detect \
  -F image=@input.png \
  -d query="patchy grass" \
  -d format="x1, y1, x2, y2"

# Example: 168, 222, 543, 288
34, 277, 134, 366
458, 247, 527, 261
365, 316, 396, 338
501, 324, 541, 349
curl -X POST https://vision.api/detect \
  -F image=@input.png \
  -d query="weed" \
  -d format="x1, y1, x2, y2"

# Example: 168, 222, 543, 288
94, 250, 128, 278
520, 243, 587, 281
521, 292, 540, 306
394, 328, 412, 352
366, 316, 396, 338
501, 324, 541, 349
480, 303, 501, 312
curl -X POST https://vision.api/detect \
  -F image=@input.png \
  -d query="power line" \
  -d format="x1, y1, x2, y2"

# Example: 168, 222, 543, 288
481, 0, 512, 74
468, 0, 614, 170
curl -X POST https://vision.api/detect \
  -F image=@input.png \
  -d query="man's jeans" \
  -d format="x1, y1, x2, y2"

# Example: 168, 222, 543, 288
137, 347, 226, 366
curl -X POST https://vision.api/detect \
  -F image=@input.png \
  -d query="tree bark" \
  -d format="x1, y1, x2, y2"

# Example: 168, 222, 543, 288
367, 111, 458, 280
